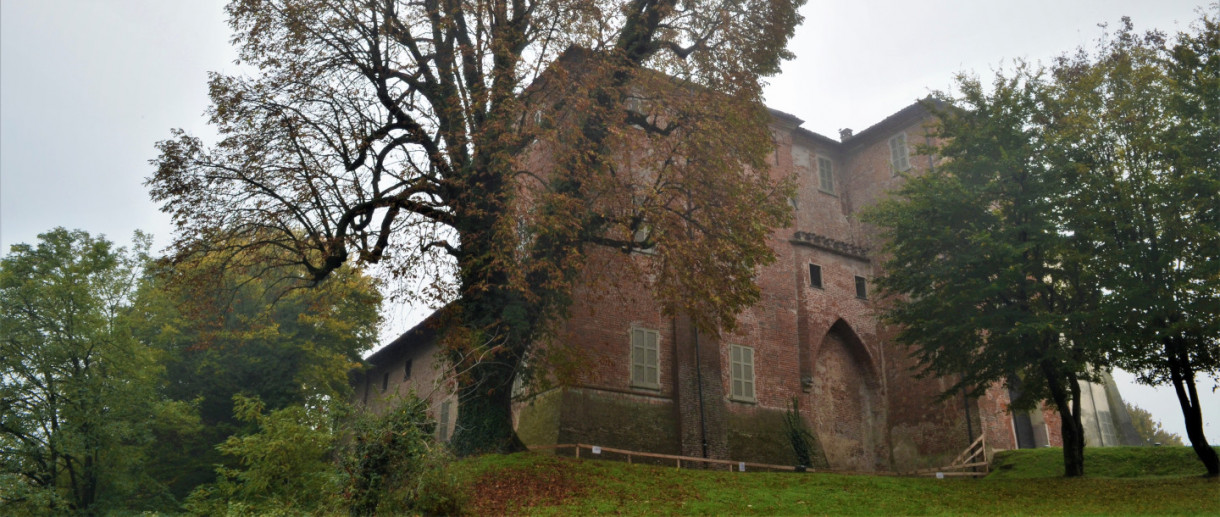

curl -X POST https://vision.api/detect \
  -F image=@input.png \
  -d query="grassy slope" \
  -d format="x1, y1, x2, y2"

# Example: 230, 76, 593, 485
454, 447, 1219, 516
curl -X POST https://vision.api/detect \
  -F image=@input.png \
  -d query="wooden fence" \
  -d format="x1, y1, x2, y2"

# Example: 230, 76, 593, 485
527, 443, 897, 475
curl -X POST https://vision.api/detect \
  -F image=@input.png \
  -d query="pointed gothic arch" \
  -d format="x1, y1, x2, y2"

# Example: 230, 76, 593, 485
807, 318, 886, 471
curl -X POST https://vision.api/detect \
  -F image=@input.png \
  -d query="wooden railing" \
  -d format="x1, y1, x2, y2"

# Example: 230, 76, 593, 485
527, 443, 895, 475
909, 434, 990, 478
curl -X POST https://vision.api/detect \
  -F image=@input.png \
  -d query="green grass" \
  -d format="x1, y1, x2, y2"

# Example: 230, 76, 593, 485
989, 446, 1220, 479
452, 447, 1219, 515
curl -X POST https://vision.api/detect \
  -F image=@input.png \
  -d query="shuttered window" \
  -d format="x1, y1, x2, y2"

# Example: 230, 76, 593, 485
730, 344, 755, 401
631, 328, 660, 389
817, 156, 835, 193
889, 132, 911, 172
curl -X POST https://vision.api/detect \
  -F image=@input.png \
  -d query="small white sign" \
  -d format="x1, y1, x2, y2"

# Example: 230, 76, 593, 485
739, 462, 746, 472
591, 446, 602, 455
936, 472, 944, 479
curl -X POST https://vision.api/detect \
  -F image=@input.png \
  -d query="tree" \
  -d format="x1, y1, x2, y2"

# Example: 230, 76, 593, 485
1124, 402, 1185, 446
0, 229, 165, 513
130, 251, 382, 498
1045, 13, 1220, 476
864, 70, 1103, 477
150, 0, 803, 454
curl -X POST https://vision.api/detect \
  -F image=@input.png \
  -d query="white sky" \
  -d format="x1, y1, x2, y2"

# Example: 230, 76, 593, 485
1, 0, 1215, 444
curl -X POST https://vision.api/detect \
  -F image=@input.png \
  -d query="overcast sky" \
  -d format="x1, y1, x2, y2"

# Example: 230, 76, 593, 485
1, 0, 1215, 443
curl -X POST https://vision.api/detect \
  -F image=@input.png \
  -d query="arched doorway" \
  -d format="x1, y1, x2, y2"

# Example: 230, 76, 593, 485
808, 320, 884, 471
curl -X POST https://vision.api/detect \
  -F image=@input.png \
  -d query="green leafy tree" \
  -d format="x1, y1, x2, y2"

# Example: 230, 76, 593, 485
1124, 402, 1185, 446
0, 228, 167, 513
149, 0, 804, 454
1045, 13, 1220, 476
183, 396, 344, 516
865, 69, 1103, 477
131, 251, 382, 499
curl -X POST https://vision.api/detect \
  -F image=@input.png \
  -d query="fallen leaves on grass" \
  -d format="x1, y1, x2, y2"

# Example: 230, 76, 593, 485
468, 457, 587, 515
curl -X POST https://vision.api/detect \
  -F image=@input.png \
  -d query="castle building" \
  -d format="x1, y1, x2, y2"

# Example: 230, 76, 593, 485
353, 101, 1140, 471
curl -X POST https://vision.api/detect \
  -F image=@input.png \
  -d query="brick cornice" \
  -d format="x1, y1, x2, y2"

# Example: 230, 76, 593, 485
789, 231, 870, 262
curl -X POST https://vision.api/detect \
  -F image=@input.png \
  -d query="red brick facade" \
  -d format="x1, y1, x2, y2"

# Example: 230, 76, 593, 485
514, 102, 1017, 472
356, 101, 1111, 471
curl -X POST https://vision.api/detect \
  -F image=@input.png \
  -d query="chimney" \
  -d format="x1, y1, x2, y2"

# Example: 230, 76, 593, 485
839, 128, 853, 141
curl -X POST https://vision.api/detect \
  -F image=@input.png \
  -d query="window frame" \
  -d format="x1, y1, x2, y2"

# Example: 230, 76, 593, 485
437, 400, 451, 442
630, 327, 661, 390
855, 275, 868, 300
729, 344, 756, 402
889, 132, 911, 173
817, 155, 835, 194
809, 264, 823, 289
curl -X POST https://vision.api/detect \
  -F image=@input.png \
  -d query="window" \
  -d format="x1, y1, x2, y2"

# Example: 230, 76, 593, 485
809, 264, 823, 289
889, 132, 911, 172
817, 156, 834, 194
437, 401, 451, 442
730, 345, 755, 401
855, 276, 868, 299
381, 372, 390, 392
630, 328, 660, 389
403, 359, 413, 381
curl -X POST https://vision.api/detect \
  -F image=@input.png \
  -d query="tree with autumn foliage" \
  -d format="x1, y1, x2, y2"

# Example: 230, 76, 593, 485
150, 0, 803, 454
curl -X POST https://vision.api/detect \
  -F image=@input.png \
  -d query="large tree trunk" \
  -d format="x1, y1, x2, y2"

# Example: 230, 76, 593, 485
1042, 360, 1085, 477
450, 357, 527, 456
1167, 341, 1220, 477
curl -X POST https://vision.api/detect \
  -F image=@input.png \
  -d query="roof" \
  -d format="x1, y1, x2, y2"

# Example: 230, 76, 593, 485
364, 307, 447, 366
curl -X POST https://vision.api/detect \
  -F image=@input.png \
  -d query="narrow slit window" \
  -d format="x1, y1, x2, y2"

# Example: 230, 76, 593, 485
809, 264, 823, 289
855, 276, 868, 299
381, 372, 390, 392
403, 359, 413, 381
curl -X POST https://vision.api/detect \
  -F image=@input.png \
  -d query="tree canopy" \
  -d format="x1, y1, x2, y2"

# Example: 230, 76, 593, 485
149, 0, 805, 453
865, 69, 1101, 477
866, 10, 1220, 477
0, 229, 165, 513
1045, 14, 1220, 476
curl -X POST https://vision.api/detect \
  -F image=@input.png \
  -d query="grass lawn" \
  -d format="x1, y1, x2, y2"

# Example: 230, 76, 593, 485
453, 447, 1219, 515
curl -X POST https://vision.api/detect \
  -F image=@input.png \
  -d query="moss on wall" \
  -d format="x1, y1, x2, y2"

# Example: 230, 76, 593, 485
515, 388, 564, 447
551, 389, 680, 463
727, 407, 829, 468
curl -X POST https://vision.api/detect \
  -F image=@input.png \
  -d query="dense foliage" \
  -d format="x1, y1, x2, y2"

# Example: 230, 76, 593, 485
149, 0, 806, 454
1124, 402, 1185, 447
0, 229, 171, 513
1, 229, 415, 515
866, 10, 1220, 477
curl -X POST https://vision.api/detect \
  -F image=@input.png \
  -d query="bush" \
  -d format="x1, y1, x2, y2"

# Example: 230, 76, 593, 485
183, 395, 344, 516
784, 397, 817, 470
341, 395, 466, 516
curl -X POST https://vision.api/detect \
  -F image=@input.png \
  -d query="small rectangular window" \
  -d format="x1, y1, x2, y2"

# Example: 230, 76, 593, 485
817, 156, 834, 193
855, 276, 868, 299
730, 344, 755, 401
381, 372, 390, 392
404, 359, 413, 381
809, 264, 823, 289
631, 328, 660, 389
889, 133, 911, 172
